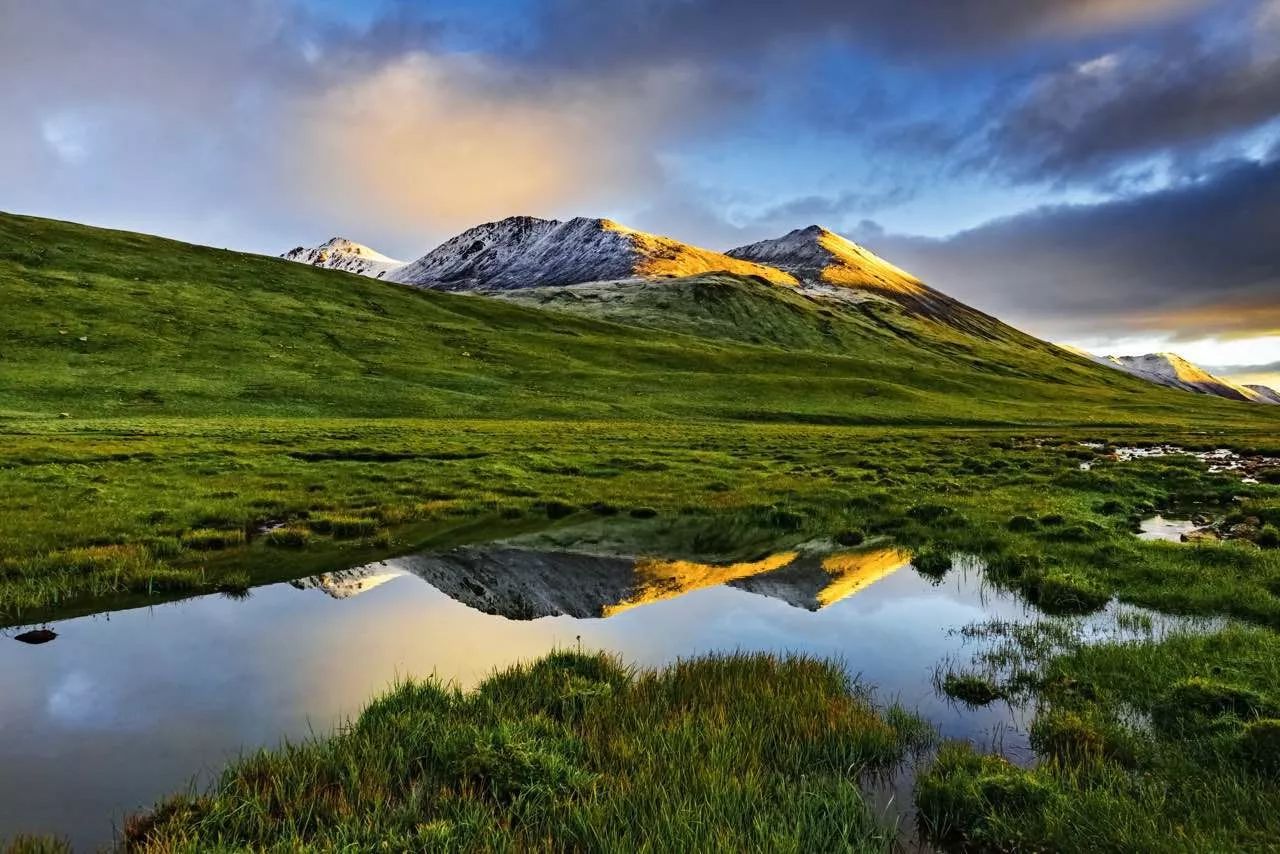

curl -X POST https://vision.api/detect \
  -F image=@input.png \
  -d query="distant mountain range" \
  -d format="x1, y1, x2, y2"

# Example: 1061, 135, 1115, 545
281, 216, 1276, 405
281, 215, 1010, 338
1073, 350, 1278, 405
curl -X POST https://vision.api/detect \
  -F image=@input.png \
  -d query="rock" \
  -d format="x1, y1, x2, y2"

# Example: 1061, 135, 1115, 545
14, 629, 57, 644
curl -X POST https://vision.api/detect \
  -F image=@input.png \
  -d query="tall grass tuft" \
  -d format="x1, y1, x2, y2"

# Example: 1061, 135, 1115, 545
125, 651, 931, 852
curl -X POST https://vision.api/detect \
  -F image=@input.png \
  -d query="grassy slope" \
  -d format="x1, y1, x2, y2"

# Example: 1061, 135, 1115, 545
1, 211, 1272, 428
1, 211, 1279, 622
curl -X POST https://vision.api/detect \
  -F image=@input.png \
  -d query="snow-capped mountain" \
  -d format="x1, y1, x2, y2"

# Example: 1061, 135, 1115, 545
728, 226, 922, 295
281, 238, 404, 279
388, 216, 795, 290
1089, 351, 1277, 404
728, 225, 1005, 336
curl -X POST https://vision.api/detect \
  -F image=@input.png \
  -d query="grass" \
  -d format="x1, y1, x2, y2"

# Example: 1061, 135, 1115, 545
1, 210, 1279, 621
4, 211, 1280, 850
122, 651, 931, 852
918, 625, 1280, 851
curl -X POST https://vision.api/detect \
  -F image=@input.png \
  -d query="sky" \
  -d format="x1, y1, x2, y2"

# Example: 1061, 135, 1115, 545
2, 0, 1278, 382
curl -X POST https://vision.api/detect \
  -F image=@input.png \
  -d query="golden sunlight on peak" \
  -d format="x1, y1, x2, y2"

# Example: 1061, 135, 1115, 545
815, 230, 927, 296
602, 551, 799, 617
815, 548, 912, 608
631, 231, 799, 287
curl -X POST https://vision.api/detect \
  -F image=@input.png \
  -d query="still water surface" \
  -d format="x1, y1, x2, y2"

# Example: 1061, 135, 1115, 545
0, 543, 1167, 848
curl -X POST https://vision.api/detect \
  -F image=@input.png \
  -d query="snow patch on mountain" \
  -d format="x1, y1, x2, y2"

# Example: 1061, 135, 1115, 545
1085, 351, 1277, 404
282, 238, 404, 278
389, 216, 796, 290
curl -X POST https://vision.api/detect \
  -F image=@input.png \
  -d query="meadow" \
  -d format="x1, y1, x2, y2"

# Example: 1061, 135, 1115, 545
3, 211, 1280, 851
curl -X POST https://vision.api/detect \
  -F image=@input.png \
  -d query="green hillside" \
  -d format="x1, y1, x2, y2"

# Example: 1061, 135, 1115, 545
1, 211, 1267, 427
1, 210, 1277, 622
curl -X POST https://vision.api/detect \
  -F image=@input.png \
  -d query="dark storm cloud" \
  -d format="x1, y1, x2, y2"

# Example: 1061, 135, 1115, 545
870, 154, 1280, 339
980, 11, 1280, 183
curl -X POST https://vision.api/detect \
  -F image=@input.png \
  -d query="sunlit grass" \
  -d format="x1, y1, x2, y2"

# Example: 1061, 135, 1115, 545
124, 651, 932, 852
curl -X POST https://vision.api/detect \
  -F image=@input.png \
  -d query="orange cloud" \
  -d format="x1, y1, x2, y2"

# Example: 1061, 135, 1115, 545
288, 54, 691, 236
1124, 299, 1280, 340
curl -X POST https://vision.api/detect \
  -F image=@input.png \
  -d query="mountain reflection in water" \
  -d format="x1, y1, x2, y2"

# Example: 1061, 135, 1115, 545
1, 541, 1036, 851
399, 546, 911, 619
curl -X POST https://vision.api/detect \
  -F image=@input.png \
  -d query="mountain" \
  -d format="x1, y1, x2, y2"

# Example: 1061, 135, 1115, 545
6, 210, 1276, 430
281, 237, 404, 278
726, 225, 1003, 337
1247, 385, 1280, 404
388, 216, 796, 289
1091, 352, 1276, 404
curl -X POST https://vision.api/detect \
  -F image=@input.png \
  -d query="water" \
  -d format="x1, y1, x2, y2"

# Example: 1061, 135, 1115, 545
1137, 514, 1198, 542
1080, 442, 1278, 483
0, 543, 1179, 848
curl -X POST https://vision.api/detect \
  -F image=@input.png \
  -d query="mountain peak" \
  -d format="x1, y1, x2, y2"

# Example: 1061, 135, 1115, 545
390, 215, 796, 290
1097, 352, 1275, 404
281, 238, 404, 278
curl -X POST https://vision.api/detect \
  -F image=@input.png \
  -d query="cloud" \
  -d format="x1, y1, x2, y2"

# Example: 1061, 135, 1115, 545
531, 0, 1213, 68
0, 0, 716, 255
868, 154, 1280, 341
285, 54, 696, 240
1206, 360, 1280, 375
980, 5, 1280, 182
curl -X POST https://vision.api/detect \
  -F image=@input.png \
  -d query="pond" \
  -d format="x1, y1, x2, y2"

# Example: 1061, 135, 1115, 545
0, 539, 1191, 849
1137, 514, 1199, 542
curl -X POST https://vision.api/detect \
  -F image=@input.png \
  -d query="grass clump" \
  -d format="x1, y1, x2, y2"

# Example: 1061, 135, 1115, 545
836, 529, 866, 547
913, 549, 953, 580
264, 525, 311, 548
307, 514, 378, 539
1151, 677, 1278, 734
1241, 719, 1280, 772
1027, 569, 1109, 615
124, 651, 931, 852
941, 673, 1001, 706
1007, 514, 1038, 532
0, 836, 70, 854
916, 742, 1053, 849
928, 624, 1280, 851
179, 528, 245, 551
